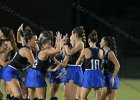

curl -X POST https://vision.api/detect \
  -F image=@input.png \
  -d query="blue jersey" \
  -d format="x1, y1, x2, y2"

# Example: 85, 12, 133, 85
81, 47, 104, 88
25, 49, 54, 88
10, 45, 30, 70
83, 47, 102, 70
68, 51, 80, 64
103, 50, 114, 74
102, 50, 119, 89
32, 50, 54, 73
66, 51, 83, 86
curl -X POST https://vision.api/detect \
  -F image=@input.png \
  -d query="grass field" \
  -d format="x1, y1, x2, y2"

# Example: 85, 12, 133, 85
54, 78, 140, 100
1, 78, 140, 100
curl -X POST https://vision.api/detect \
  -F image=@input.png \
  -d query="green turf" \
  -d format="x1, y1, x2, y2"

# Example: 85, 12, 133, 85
1, 79, 140, 100
117, 79, 140, 100
51, 79, 140, 100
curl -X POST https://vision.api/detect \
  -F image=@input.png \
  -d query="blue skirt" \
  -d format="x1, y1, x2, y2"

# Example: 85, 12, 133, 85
103, 73, 119, 89
82, 69, 104, 88
25, 68, 47, 88
48, 68, 66, 84
66, 65, 83, 86
2, 65, 20, 82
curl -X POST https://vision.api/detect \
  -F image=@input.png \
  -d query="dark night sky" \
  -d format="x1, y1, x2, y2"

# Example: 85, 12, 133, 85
0, 0, 140, 56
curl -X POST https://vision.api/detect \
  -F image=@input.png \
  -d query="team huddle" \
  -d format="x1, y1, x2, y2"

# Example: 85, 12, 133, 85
0, 24, 120, 100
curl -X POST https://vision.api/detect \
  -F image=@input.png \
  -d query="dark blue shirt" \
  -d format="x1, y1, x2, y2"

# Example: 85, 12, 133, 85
10, 45, 30, 70
32, 49, 54, 73
103, 50, 115, 73
83, 47, 101, 70
68, 51, 80, 64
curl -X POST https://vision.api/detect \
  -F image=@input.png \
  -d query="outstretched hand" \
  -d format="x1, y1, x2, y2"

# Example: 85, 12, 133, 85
18, 23, 23, 32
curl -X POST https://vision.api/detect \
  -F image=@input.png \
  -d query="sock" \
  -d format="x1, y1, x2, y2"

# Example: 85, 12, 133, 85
21, 98, 27, 100
34, 98, 38, 100
12, 97, 20, 100
50, 97, 58, 100
6, 94, 12, 100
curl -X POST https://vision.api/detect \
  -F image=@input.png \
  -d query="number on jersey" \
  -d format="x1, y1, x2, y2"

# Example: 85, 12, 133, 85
91, 59, 100, 69
32, 60, 38, 68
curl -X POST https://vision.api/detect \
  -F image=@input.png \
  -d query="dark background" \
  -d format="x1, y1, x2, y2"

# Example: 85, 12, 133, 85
0, 0, 140, 78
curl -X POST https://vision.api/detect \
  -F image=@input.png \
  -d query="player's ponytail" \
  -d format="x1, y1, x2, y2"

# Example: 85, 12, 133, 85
72, 26, 86, 47
88, 29, 98, 43
103, 36, 117, 56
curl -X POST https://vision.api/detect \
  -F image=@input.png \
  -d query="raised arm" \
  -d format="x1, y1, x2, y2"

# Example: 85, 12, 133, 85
64, 41, 84, 56
17, 23, 26, 46
41, 31, 62, 55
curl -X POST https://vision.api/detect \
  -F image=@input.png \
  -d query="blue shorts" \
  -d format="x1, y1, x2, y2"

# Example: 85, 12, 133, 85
66, 65, 83, 86
2, 65, 21, 82
48, 68, 66, 83
82, 69, 104, 88
103, 73, 119, 89
25, 68, 47, 88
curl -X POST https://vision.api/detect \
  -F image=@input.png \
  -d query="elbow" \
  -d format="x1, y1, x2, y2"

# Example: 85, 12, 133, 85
66, 51, 72, 56
61, 63, 67, 68
118, 64, 120, 68
56, 49, 60, 54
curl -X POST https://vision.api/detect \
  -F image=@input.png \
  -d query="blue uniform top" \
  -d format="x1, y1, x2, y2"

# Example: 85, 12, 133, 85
68, 51, 80, 64
10, 45, 30, 70
83, 47, 101, 70
32, 50, 54, 73
103, 50, 115, 74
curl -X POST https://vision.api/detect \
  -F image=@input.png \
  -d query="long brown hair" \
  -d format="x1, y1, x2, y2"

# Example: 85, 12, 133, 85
1, 27, 17, 52
103, 36, 117, 56
88, 29, 98, 43
72, 26, 86, 47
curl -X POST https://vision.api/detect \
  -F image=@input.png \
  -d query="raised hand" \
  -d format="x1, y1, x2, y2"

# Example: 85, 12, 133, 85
18, 23, 23, 32
56, 31, 62, 41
